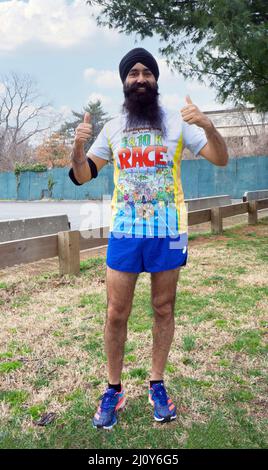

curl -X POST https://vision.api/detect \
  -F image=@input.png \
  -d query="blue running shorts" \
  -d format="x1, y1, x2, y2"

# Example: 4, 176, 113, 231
106, 232, 188, 273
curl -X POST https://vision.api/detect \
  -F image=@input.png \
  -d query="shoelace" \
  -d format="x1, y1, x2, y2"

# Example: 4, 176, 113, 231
100, 389, 117, 411
153, 384, 168, 406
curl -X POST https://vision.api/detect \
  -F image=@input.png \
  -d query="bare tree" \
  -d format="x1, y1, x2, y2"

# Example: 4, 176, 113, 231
0, 72, 54, 171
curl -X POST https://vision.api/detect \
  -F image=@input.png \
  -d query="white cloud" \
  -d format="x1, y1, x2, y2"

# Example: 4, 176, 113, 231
201, 102, 229, 112
84, 67, 120, 89
157, 57, 189, 107
87, 92, 113, 107
87, 92, 120, 116
0, 82, 5, 94
161, 93, 182, 111
186, 80, 207, 93
95, 71, 120, 89
58, 105, 73, 120
0, 0, 107, 51
158, 58, 175, 81
84, 68, 96, 80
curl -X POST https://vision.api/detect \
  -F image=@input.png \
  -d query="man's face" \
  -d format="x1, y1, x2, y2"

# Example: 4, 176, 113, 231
123, 62, 158, 107
125, 62, 156, 90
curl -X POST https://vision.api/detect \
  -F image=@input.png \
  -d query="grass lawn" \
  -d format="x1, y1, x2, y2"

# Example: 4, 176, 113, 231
0, 219, 267, 449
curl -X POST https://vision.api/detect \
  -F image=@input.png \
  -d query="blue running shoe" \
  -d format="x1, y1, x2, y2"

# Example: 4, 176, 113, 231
92, 387, 126, 430
149, 382, 177, 422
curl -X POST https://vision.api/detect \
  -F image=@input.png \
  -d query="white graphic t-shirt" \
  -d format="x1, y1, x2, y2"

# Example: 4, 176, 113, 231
88, 107, 207, 239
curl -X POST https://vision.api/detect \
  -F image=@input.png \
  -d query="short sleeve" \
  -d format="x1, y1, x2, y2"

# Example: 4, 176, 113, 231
182, 120, 207, 156
87, 123, 112, 161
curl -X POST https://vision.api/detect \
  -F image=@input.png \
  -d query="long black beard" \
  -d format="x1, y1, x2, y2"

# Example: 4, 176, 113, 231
122, 82, 166, 136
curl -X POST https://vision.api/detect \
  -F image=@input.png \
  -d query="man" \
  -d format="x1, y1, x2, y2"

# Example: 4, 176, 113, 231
69, 48, 228, 430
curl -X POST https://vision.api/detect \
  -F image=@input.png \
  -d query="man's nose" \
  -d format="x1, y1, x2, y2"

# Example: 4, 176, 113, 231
136, 74, 146, 84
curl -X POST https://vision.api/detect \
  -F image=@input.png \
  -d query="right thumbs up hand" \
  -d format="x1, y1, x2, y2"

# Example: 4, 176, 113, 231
74, 112, 92, 148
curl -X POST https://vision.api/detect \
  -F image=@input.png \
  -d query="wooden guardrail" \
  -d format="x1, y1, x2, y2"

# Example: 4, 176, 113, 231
0, 227, 109, 274
0, 199, 267, 274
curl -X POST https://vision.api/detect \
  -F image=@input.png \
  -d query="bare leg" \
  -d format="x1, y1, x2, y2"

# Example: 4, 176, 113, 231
105, 266, 139, 384
150, 267, 180, 381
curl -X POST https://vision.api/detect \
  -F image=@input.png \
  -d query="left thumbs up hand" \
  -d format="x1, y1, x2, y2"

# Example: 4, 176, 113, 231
181, 95, 212, 131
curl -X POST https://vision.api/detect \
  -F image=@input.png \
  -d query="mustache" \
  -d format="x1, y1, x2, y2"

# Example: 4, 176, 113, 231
123, 81, 158, 96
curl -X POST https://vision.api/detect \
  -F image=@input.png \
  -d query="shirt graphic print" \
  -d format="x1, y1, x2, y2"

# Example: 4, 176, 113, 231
88, 107, 207, 242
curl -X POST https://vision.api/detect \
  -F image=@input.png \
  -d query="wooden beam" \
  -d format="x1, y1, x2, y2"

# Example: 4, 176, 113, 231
79, 226, 109, 251
0, 234, 58, 269
248, 201, 258, 225
211, 207, 223, 234
220, 202, 249, 218
188, 209, 211, 226
58, 231, 80, 276
257, 198, 268, 211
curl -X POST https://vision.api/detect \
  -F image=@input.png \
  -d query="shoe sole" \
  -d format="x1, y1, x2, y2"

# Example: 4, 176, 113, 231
92, 397, 127, 430
154, 414, 177, 423
149, 396, 176, 423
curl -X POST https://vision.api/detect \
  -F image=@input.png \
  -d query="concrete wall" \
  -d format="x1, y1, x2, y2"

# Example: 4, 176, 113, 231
0, 214, 70, 242
0, 155, 267, 201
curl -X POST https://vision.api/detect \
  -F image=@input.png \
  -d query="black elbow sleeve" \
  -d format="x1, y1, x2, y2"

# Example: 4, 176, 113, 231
87, 157, 98, 178
68, 168, 83, 186
68, 157, 98, 186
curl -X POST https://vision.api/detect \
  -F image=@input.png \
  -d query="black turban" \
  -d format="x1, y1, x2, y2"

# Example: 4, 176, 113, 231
119, 48, 159, 83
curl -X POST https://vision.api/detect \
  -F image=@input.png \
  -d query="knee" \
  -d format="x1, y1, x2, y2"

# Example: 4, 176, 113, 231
107, 302, 130, 326
152, 298, 174, 319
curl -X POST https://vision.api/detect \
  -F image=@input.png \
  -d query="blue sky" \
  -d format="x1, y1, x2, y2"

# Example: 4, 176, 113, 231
0, 0, 230, 141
